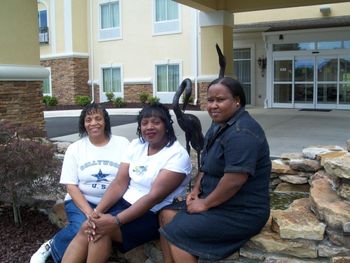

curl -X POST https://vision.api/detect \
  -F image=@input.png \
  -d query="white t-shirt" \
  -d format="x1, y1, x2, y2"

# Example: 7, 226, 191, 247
122, 138, 192, 212
60, 135, 130, 204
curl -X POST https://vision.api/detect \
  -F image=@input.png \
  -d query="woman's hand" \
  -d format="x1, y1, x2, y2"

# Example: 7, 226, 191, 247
186, 197, 208, 213
186, 189, 200, 205
88, 213, 119, 242
79, 219, 95, 242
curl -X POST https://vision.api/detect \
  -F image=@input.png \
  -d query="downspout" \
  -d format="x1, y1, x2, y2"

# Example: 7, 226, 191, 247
89, 0, 95, 102
193, 9, 199, 105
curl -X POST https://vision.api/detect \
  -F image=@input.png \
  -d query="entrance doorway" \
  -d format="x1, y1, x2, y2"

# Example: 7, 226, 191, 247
273, 54, 350, 109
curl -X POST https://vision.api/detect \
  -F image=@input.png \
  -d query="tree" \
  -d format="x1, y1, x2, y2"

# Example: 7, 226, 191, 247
0, 121, 61, 225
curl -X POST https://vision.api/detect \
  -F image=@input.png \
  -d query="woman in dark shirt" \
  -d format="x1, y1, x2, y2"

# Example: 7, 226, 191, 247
160, 77, 271, 262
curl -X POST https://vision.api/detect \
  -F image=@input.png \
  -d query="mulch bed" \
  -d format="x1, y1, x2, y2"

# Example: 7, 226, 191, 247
0, 204, 59, 263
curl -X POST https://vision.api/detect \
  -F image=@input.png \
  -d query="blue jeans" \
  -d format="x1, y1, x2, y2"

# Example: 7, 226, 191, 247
50, 200, 96, 263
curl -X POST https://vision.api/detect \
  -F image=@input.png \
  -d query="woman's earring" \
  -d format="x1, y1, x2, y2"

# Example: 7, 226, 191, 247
236, 103, 240, 107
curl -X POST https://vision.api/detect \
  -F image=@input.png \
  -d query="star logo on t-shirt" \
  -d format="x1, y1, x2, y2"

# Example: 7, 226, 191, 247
91, 169, 109, 182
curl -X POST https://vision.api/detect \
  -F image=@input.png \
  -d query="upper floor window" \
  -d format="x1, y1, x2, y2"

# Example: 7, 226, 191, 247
156, 64, 179, 92
38, 9, 49, 44
153, 0, 180, 35
99, 0, 121, 40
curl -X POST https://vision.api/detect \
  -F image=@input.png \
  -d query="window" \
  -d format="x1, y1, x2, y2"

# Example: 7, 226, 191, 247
339, 57, 350, 104
317, 41, 342, 50
344, 41, 350, 49
273, 42, 315, 51
234, 48, 251, 104
273, 40, 350, 51
154, 0, 180, 35
156, 64, 179, 92
99, 1, 121, 40
38, 9, 49, 44
42, 68, 52, 96
102, 67, 121, 93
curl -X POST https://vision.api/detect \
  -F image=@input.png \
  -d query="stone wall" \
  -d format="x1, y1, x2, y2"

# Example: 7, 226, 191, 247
0, 81, 46, 134
124, 84, 153, 103
40, 57, 89, 105
240, 146, 350, 263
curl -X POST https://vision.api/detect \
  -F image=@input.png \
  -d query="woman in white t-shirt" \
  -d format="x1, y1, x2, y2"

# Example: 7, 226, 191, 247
30, 103, 129, 263
62, 103, 192, 263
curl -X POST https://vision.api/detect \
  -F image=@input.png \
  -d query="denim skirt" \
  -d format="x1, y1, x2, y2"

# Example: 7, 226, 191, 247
160, 206, 269, 261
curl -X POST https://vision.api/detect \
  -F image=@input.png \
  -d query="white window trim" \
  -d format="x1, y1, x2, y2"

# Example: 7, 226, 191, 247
153, 60, 182, 94
152, 0, 181, 36
43, 67, 52, 96
98, 0, 122, 41
233, 44, 256, 106
38, 0, 50, 45
100, 64, 124, 96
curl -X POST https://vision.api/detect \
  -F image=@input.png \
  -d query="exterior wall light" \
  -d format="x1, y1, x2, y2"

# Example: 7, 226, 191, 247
320, 5, 331, 16
258, 56, 267, 77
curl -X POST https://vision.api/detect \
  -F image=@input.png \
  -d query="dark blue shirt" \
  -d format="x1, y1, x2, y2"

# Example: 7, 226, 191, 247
200, 107, 271, 212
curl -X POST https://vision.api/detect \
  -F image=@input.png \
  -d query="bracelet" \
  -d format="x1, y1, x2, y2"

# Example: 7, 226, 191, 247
115, 215, 123, 226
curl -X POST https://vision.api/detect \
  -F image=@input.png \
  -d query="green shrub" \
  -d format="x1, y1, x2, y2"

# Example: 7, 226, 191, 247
42, 95, 58, 106
75, 95, 91, 107
0, 120, 60, 225
182, 95, 194, 104
113, 97, 127, 108
139, 92, 149, 104
42, 95, 50, 105
105, 92, 115, 102
147, 96, 160, 105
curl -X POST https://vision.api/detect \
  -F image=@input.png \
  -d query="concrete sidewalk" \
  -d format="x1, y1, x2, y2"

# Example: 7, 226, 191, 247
48, 107, 350, 158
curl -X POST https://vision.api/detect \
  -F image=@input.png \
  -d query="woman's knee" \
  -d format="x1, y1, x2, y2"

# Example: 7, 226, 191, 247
158, 209, 177, 227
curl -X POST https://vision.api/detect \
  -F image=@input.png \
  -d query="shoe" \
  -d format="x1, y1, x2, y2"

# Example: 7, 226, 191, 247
30, 239, 52, 263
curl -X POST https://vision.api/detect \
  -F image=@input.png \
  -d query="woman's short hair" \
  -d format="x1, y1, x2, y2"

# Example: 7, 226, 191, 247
136, 102, 177, 146
208, 77, 246, 107
79, 103, 111, 139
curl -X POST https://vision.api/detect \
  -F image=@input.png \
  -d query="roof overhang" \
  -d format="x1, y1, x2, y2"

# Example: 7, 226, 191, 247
234, 15, 350, 33
174, 0, 350, 13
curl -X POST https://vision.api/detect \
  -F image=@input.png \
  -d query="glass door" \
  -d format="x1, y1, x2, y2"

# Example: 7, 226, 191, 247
272, 59, 293, 107
294, 57, 315, 108
316, 56, 338, 109
339, 56, 350, 107
272, 55, 348, 109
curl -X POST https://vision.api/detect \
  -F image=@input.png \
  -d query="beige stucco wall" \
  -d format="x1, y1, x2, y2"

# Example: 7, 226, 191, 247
200, 25, 233, 76
90, 0, 196, 81
54, 1, 65, 54
0, 0, 39, 65
40, 0, 88, 57
235, 2, 350, 24
72, 0, 88, 53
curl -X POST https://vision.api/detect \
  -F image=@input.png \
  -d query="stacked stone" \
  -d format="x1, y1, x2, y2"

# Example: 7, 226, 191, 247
237, 145, 350, 263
